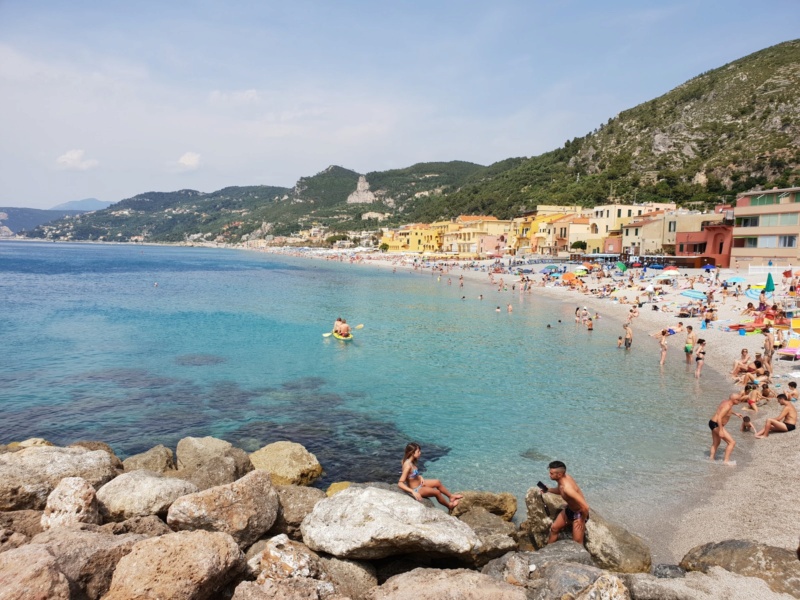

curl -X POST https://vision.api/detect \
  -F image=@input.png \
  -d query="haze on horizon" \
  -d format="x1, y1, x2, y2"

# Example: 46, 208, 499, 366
1, 1, 798, 210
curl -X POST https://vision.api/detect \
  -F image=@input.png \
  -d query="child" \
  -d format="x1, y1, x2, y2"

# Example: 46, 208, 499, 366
587, 318, 593, 331
743, 384, 760, 413
736, 414, 756, 433
787, 381, 799, 402
617, 336, 623, 348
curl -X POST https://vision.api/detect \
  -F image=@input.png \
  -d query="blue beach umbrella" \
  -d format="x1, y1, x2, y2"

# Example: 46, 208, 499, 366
702, 264, 716, 271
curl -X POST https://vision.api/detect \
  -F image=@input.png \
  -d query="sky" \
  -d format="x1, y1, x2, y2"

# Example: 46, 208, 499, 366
1, 1, 798, 209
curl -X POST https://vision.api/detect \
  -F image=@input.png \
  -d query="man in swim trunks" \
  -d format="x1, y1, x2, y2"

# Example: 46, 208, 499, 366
684, 325, 696, 364
708, 393, 743, 464
542, 460, 591, 545
755, 394, 798, 438
623, 324, 633, 350
338, 320, 351, 337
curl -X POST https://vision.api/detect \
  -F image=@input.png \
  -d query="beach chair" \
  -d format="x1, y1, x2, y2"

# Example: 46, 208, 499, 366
777, 338, 800, 361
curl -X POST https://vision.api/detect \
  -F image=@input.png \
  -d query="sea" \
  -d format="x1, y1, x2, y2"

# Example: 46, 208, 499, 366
0, 241, 731, 550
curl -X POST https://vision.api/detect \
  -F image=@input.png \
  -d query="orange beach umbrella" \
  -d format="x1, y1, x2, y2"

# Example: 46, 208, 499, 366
562, 272, 577, 281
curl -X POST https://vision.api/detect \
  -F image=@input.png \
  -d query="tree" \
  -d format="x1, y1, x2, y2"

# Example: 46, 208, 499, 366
571, 240, 587, 250
325, 234, 348, 246
379, 243, 389, 252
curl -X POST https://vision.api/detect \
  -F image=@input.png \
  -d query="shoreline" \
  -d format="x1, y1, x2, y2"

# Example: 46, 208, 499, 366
251, 247, 799, 561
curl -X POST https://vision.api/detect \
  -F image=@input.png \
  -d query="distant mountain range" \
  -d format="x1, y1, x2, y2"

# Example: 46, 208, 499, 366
21, 39, 800, 244
0, 207, 85, 236
50, 198, 111, 211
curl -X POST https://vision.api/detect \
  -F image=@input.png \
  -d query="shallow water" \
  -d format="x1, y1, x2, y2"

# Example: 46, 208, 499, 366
0, 241, 729, 543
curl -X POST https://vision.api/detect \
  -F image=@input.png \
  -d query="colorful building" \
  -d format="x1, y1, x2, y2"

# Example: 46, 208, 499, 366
731, 187, 800, 264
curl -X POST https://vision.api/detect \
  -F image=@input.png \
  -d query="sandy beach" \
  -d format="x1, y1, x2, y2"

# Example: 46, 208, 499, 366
257, 248, 799, 561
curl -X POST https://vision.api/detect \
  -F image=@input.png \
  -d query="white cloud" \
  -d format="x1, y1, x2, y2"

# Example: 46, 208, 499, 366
176, 152, 201, 171
209, 89, 261, 107
55, 149, 99, 171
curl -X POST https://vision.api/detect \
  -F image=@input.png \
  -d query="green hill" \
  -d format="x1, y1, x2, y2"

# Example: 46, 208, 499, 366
23, 39, 800, 243
0, 207, 85, 235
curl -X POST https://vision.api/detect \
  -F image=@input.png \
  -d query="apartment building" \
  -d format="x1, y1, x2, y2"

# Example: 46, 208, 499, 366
731, 187, 800, 264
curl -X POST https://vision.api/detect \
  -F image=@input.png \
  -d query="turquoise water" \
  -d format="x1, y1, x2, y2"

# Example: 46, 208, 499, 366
0, 241, 727, 530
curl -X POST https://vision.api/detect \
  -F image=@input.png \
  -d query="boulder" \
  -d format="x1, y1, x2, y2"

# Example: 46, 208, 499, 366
521, 486, 651, 573
624, 567, 797, 600
529, 561, 621, 599
326, 481, 352, 496
574, 572, 630, 599
122, 444, 175, 473
96, 469, 199, 521
0, 528, 28, 553
366, 567, 527, 599
680, 539, 800, 598
68, 441, 124, 471
41, 476, 101, 530
29, 526, 144, 600
16, 437, 55, 448
167, 470, 279, 548
450, 491, 518, 521
457, 507, 517, 566
653, 564, 687, 579
482, 540, 595, 587
0, 510, 43, 538
99, 515, 173, 537
0, 446, 118, 511
585, 510, 652, 573
256, 534, 329, 583
232, 579, 347, 600
300, 487, 481, 560
0, 545, 71, 600
176, 435, 253, 477
250, 441, 323, 486
269, 484, 327, 539
103, 530, 245, 600
319, 555, 379, 600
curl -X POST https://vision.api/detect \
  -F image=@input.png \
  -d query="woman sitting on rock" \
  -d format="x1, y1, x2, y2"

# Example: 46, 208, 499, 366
398, 442, 462, 511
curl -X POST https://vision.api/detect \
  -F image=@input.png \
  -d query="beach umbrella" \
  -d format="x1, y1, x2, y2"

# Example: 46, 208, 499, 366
703, 264, 716, 271
616, 261, 628, 272
664, 266, 679, 271
562, 272, 577, 281
765, 272, 775, 293
681, 290, 707, 300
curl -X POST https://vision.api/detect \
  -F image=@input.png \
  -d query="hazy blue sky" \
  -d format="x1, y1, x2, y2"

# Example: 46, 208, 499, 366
1, 1, 798, 209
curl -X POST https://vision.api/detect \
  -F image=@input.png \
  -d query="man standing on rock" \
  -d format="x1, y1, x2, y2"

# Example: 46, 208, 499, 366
542, 461, 591, 545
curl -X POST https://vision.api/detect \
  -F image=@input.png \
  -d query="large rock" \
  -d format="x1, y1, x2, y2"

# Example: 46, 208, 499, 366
450, 491, 518, 521
29, 526, 144, 600
528, 561, 628, 599
68, 441, 124, 471
366, 567, 527, 599
96, 469, 199, 521
319, 555, 378, 600
255, 534, 331, 594
457, 507, 517, 566
166, 436, 254, 491
232, 579, 347, 600
250, 441, 323, 486
0, 528, 28, 553
104, 530, 245, 600
0, 510, 43, 538
522, 486, 651, 573
167, 470, 279, 548
122, 444, 175, 473
269, 484, 327, 539
99, 515, 173, 537
41, 476, 102, 530
680, 539, 800, 598
625, 566, 797, 600
300, 487, 481, 560
482, 541, 595, 587
0, 545, 71, 600
0, 446, 118, 510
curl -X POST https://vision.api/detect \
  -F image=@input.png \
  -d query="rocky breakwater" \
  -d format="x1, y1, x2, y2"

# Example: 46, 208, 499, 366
1, 436, 799, 600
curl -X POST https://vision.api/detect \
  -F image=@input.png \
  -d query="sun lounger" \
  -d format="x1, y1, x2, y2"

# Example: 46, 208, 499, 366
777, 339, 800, 361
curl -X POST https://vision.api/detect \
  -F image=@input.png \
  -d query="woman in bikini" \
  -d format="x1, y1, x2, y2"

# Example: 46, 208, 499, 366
659, 330, 668, 366
695, 339, 706, 379
398, 442, 462, 511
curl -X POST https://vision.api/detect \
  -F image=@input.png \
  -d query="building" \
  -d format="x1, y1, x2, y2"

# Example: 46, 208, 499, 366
731, 187, 800, 264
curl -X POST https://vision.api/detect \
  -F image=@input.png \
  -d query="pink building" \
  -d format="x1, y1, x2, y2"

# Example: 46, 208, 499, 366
675, 222, 733, 267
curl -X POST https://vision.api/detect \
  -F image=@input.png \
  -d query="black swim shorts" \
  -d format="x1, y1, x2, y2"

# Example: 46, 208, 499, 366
708, 420, 719, 431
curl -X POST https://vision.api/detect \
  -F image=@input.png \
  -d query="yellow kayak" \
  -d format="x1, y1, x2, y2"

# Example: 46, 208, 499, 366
332, 332, 353, 341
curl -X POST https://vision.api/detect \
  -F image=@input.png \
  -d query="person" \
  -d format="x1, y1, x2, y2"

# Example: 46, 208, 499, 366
541, 461, 591, 545
755, 394, 797, 438
332, 317, 343, 334
659, 330, 668, 366
338, 319, 352, 338
586, 318, 593, 331
708, 393, 743, 464
763, 326, 775, 365
694, 339, 706, 379
623, 324, 633, 350
617, 336, 623, 348
684, 325, 696, 365
507, 304, 513, 313
398, 442, 462, 510
731, 349, 752, 377
787, 381, 799, 402
735, 414, 756, 433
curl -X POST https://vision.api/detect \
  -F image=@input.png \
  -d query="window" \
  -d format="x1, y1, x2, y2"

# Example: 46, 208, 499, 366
668, 221, 676, 232
780, 235, 797, 248
625, 229, 629, 236
735, 217, 759, 227
635, 228, 639, 236
617, 209, 621, 218
679, 244, 684, 252
780, 213, 799, 226
760, 214, 779, 227
606, 210, 609, 218
627, 209, 632, 217
758, 236, 777, 248
638, 210, 642, 216
733, 237, 758, 248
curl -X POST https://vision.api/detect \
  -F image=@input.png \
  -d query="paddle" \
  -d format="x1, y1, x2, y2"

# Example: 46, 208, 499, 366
323, 324, 364, 337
